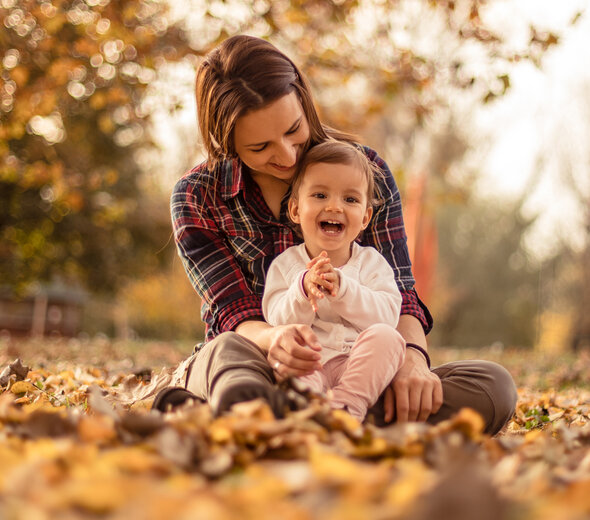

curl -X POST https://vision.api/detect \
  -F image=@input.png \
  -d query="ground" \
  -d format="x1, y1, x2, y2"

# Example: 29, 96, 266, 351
1, 337, 590, 519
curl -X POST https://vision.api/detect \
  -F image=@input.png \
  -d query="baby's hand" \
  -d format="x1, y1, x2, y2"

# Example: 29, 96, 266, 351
304, 251, 340, 312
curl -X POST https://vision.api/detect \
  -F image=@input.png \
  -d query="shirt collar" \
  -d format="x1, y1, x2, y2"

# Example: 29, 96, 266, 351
220, 158, 246, 201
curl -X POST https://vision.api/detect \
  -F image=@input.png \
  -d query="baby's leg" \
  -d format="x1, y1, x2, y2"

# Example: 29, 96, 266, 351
296, 370, 327, 394
331, 324, 405, 421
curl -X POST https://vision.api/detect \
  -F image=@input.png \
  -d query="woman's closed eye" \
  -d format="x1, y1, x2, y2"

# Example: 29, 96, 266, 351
286, 122, 301, 135
248, 123, 301, 153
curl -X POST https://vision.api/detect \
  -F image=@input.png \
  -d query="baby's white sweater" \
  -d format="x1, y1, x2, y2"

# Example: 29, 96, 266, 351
262, 243, 402, 364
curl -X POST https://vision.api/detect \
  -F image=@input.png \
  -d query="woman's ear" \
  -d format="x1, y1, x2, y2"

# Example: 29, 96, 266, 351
361, 206, 373, 230
288, 197, 301, 224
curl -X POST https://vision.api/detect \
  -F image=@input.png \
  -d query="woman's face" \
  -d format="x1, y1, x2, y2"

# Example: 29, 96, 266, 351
233, 92, 310, 183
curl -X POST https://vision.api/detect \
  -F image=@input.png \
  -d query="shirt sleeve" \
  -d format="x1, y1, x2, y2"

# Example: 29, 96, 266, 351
261, 252, 315, 327
329, 249, 402, 331
171, 175, 263, 337
361, 146, 433, 334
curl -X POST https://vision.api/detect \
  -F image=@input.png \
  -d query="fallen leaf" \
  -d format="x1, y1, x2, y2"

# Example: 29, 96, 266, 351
0, 359, 30, 387
77, 414, 118, 443
9, 381, 38, 395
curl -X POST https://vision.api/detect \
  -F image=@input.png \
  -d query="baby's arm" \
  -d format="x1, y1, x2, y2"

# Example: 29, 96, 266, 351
328, 250, 402, 330
262, 255, 315, 326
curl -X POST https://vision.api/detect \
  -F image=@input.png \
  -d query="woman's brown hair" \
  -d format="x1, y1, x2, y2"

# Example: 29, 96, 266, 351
196, 35, 353, 168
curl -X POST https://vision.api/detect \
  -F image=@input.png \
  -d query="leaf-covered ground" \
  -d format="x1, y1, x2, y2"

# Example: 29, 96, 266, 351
2, 338, 590, 520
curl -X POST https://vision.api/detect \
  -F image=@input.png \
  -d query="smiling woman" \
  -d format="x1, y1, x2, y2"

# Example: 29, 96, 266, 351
156, 34, 517, 435
233, 93, 310, 218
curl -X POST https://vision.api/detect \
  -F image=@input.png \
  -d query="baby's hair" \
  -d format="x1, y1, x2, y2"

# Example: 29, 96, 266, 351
290, 140, 381, 207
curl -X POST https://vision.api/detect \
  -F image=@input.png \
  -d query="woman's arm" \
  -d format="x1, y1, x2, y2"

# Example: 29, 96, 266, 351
173, 170, 321, 377
360, 147, 441, 423
171, 173, 265, 337
361, 146, 433, 334
384, 315, 443, 423
236, 320, 322, 378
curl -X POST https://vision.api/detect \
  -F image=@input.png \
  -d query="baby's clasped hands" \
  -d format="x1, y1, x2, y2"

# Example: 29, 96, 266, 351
303, 251, 341, 312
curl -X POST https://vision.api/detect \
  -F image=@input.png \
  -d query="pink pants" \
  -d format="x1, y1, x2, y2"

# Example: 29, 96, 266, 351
298, 323, 406, 421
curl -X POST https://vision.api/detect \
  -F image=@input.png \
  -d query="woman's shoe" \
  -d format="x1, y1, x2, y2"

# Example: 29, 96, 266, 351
152, 386, 202, 412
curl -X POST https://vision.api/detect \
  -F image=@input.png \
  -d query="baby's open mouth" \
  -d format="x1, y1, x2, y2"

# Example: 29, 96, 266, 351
320, 220, 343, 233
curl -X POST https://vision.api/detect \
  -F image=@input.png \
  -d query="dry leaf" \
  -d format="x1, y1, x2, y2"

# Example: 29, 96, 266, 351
77, 415, 117, 443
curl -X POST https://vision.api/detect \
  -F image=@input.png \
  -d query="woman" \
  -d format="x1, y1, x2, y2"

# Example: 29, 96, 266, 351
157, 35, 516, 434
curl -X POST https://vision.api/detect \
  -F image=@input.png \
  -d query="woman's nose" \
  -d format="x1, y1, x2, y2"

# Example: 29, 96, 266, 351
277, 140, 297, 166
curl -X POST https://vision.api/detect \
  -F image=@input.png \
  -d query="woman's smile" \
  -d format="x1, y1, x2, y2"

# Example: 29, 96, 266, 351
233, 92, 310, 183
271, 162, 295, 172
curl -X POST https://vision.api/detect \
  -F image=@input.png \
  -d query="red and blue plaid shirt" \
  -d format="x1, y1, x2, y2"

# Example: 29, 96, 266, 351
171, 146, 433, 342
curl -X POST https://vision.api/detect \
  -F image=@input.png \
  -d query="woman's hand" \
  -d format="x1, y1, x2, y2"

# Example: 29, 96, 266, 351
266, 324, 322, 379
383, 348, 443, 423
304, 251, 340, 312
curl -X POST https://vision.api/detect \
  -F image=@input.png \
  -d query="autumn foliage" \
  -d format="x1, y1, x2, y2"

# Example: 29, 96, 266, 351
1, 340, 590, 519
1, 0, 189, 292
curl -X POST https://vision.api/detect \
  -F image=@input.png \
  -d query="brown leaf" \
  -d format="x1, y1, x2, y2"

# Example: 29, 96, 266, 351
408, 457, 509, 520
153, 427, 195, 469
87, 385, 119, 420
14, 410, 75, 439
0, 358, 31, 387
199, 449, 234, 478
119, 410, 165, 437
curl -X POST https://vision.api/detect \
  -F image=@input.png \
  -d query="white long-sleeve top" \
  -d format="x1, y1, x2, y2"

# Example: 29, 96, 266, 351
262, 243, 403, 364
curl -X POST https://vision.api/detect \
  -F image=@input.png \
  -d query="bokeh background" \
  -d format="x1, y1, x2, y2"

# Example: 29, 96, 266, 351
1, 0, 588, 353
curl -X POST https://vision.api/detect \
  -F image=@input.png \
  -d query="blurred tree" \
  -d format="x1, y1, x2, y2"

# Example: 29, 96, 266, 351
121, 260, 204, 340
529, 77, 590, 351
0, 0, 567, 343
173, 0, 562, 172
0, 0, 189, 292
431, 197, 540, 348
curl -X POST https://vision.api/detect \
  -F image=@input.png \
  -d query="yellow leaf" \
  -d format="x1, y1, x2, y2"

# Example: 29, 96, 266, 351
331, 408, 362, 432
209, 420, 233, 443
77, 415, 117, 443
22, 400, 64, 414
433, 407, 485, 438
350, 436, 388, 457
310, 446, 359, 484
102, 446, 170, 474
10, 381, 38, 394
60, 476, 135, 514
386, 459, 436, 509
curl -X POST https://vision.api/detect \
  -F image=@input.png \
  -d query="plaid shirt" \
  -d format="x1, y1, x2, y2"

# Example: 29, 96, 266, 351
171, 146, 433, 342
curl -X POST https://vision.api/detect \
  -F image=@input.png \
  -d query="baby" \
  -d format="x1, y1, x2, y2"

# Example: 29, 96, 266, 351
262, 140, 406, 421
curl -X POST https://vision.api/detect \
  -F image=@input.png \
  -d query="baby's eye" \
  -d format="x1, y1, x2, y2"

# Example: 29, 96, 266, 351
312, 193, 326, 199
345, 196, 360, 203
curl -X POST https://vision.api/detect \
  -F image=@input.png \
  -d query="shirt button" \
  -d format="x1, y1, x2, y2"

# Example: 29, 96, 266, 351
282, 228, 290, 235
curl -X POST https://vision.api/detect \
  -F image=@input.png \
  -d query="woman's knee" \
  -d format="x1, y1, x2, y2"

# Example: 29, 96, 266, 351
207, 331, 268, 364
481, 360, 518, 432
434, 359, 517, 435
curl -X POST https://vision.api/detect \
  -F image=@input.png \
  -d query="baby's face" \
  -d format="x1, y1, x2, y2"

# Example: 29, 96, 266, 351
288, 161, 373, 264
